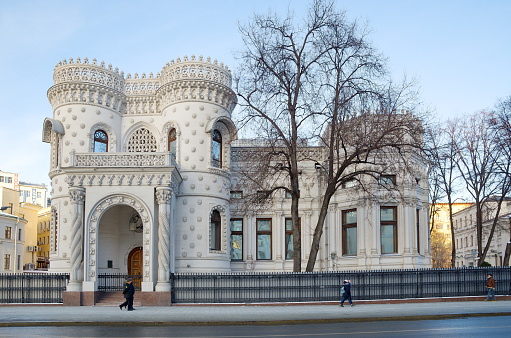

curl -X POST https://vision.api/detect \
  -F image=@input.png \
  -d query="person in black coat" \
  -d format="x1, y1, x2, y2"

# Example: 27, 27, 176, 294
119, 278, 136, 311
340, 279, 353, 307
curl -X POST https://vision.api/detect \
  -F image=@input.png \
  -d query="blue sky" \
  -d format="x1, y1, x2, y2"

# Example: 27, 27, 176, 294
0, 0, 510, 190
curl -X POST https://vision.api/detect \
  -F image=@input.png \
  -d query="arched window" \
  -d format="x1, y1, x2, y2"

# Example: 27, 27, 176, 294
211, 129, 222, 168
93, 130, 108, 152
210, 210, 221, 251
127, 128, 157, 152
168, 128, 176, 159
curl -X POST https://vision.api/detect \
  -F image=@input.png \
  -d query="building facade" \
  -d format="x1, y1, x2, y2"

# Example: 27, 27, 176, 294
42, 56, 430, 305
453, 200, 511, 267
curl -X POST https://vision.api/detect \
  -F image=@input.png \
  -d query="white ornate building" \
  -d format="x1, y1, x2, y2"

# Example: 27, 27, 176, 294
42, 56, 430, 305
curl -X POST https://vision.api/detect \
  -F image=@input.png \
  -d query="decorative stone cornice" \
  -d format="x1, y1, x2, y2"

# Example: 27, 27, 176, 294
125, 76, 161, 96
47, 82, 126, 113
156, 79, 237, 112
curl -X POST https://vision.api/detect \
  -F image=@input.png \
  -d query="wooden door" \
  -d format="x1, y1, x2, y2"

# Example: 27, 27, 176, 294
128, 247, 142, 289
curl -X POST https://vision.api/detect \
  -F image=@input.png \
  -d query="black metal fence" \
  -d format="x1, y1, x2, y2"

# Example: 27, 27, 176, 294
0, 273, 68, 303
0, 268, 509, 304
97, 274, 143, 291
171, 267, 511, 304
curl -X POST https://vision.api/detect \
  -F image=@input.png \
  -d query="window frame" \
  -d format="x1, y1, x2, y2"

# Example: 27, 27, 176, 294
209, 210, 222, 251
379, 174, 396, 185
4, 254, 10, 270
380, 206, 398, 254
5, 226, 11, 240
168, 128, 177, 158
416, 209, 420, 254
284, 218, 300, 260
93, 130, 108, 152
211, 129, 222, 168
342, 209, 357, 256
256, 218, 272, 260
230, 218, 243, 261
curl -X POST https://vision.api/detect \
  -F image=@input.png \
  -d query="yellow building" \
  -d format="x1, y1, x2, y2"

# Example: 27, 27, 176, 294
37, 207, 51, 269
19, 203, 42, 269
430, 203, 473, 268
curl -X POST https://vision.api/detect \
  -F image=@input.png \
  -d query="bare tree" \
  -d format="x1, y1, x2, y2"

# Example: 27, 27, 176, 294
235, 0, 425, 271
425, 122, 460, 267
492, 96, 511, 265
449, 111, 511, 265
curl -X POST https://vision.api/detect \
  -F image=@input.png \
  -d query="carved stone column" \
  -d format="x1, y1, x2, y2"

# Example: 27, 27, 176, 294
68, 186, 85, 291
155, 187, 173, 291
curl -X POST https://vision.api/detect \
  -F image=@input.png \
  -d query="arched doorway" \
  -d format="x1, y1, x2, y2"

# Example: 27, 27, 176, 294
128, 247, 143, 289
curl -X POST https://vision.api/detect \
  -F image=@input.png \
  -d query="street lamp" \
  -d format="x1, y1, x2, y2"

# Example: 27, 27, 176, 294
0, 206, 12, 214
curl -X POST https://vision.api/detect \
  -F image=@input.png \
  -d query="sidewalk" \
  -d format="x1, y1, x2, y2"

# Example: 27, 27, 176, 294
0, 299, 510, 326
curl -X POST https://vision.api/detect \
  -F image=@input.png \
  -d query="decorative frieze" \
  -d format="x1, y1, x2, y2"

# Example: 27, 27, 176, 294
160, 55, 232, 88
73, 153, 172, 167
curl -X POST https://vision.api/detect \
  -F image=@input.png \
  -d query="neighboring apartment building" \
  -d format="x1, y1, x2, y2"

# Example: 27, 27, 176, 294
429, 203, 473, 267
0, 187, 27, 273
42, 56, 430, 305
453, 199, 511, 267
0, 170, 48, 208
37, 207, 51, 269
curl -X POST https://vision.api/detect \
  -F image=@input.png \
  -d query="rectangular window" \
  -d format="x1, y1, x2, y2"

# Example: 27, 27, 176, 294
37, 192, 42, 198
7, 177, 12, 183
18, 228, 22, 241
284, 218, 295, 260
230, 219, 243, 260
4, 254, 10, 270
256, 219, 272, 260
5, 226, 11, 240
107, 260, 113, 268
16, 255, 20, 271
416, 209, 420, 254
209, 211, 221, 251
342, 179, 357, 188
381, 206, 397, 254
230, 191, 243, 199
0, 176, 4, 182
379, 175, 396, 185
342, 209, 357, 256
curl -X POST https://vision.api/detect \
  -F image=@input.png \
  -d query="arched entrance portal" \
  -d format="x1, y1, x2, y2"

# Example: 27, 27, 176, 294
128, 247, 143, 289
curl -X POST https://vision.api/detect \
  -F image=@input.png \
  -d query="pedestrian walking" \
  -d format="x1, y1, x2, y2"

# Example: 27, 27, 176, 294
485, 274, 496, 302
119, 277, 136, 311
339, 279, 353, 307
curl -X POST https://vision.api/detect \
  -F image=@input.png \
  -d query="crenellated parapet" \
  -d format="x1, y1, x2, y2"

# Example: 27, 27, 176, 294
53, 57, 125, 91
160, 55, 232, 87
48, 57, 127, 113
157, 55, 237, 112
47, 55, 237, 114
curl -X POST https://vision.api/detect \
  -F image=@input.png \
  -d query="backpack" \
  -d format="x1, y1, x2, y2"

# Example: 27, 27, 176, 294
340, 286, 345, 294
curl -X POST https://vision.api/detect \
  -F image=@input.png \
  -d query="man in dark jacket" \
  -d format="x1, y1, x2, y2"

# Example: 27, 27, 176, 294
485, 274, 496, 301
340, 280, 353, 307
120, 278, 136, 311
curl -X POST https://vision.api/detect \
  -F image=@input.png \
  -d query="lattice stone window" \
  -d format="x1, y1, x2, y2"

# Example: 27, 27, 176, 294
128, 128, 157, 152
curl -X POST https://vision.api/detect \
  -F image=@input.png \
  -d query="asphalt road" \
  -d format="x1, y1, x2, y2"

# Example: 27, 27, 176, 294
1, 316, 510, 337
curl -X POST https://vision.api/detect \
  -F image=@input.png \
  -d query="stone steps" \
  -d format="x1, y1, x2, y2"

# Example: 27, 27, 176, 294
95, 291, 142, 307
